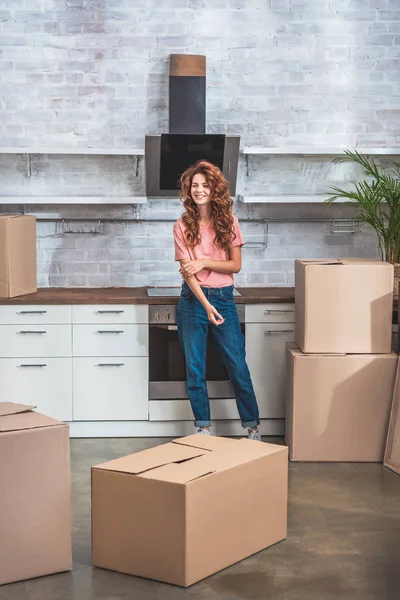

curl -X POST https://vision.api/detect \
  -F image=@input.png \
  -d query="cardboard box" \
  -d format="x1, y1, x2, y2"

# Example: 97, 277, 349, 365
384, 359, 400, 475
295, 258, 393, 354
92, 434, 288, 587
286, 343, 398, 462
0, 215, 37, 298
0, 402, 72, 586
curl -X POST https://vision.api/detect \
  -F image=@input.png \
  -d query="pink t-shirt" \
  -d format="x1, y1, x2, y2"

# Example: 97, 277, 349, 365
173, 215, 244, 288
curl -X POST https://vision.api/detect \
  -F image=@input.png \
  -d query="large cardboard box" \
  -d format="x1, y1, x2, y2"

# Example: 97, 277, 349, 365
92, 434, 288, 587
286, 343, 398, 462
295, 258, 393, 354
0, 215, 37, 298
0, 403, 72, 586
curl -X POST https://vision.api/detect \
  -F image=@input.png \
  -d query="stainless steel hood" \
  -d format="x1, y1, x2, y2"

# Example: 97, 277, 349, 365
145, 54, 240, 198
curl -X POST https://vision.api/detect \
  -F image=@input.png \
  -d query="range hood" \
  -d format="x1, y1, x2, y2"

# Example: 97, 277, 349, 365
145, 54, 240, 197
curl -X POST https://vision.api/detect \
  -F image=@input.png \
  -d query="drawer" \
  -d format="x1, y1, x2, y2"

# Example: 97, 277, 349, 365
72, 304, 147, 324
0, 305, 71, 325
245, 303, 295, 323
149, 399, 238, 421
0, 358, 72, 421
246, 323, 295, 419
73, 357, 148, 420
72, 324, 148, 357
0, 325, 72, 358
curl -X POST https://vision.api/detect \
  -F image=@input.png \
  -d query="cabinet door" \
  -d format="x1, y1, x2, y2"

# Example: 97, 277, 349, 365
0, 358, 72, 421
245, 303, 295, 324
0, 325, 72, 358
72, 324, 148, 357
73, 357, 148, 421
246, 323, 295, 418
72, 305, 147, 324
0, 305, 72, 325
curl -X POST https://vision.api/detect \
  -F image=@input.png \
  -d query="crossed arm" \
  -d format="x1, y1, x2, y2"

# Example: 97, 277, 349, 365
179, 246, 242, 278
178, 246, 242, 326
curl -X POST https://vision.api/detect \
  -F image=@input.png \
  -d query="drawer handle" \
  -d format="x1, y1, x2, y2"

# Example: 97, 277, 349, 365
265, 329, 294, 334
96, 330, 124, 334
19, 363, 47, 368
18, 310, 47, 315
96, 310, 124, 314
264, 309, 293, 314
97, 363, 124, 367
17, 330, 47, 334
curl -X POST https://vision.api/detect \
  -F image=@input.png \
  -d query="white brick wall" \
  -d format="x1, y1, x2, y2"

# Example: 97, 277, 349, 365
1, 0, 397, 287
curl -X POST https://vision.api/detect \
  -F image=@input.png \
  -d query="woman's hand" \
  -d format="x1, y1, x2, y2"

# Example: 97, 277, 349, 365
206, 303, 225, 326
179, 259, 205, 278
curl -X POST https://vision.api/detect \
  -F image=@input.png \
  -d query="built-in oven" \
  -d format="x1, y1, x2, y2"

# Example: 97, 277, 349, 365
148, 304, 245, 400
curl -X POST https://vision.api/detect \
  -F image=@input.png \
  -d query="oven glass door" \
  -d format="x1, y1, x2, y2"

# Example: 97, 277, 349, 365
149, 323, 245, 399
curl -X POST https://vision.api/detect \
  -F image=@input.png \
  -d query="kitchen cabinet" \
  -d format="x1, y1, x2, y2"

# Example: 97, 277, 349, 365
0, 302, 149, 425
0, 358, 73, 421
0, 305, 73, 421
71, 304, 149, 421
246, 303, 295, 419
0, 292, 294, 437
73, 357, 148, 421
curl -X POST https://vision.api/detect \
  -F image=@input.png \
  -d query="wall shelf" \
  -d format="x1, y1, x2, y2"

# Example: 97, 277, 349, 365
237, 195, 349, 204
240, 147, 400, 155
0, 196, 148, 205
0, 148, 145, 156
2, 147, 399, 156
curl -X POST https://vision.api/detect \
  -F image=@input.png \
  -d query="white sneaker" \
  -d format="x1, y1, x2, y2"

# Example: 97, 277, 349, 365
197, 427, 211, 435
248, 427, 261, 441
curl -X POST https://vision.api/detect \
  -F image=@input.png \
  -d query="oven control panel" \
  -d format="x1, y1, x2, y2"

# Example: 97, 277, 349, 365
149, 305, 177, 324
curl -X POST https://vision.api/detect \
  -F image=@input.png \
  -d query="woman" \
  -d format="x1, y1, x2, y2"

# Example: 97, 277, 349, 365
173, 160, 261, 440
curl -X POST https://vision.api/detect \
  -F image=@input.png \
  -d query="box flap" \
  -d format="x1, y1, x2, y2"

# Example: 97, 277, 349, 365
295, 259, 342, 266
0, 214, 25, 219
93, 442, 210, 475
297, 258, 391, 268
287, 342, 301, 355
140, 459, 216, 484
172, 433, 240, 452
0, 410, 65, 433
0, 402, 36, 417
141, 439, 286, 484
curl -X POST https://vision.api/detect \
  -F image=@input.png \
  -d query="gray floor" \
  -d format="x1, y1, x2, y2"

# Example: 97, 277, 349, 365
1, 437, 400, 600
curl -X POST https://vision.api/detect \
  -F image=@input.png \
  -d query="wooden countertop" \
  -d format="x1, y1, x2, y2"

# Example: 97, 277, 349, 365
0, 287, 296, 305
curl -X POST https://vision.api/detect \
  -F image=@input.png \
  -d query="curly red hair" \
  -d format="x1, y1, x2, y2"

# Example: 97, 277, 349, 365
179, 160, 235, 253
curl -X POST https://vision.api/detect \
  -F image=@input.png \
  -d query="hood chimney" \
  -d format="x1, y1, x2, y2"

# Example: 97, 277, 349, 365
169, 54, 206, 134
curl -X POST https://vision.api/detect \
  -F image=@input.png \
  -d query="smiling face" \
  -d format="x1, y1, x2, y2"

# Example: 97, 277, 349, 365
190, 173, 211, 207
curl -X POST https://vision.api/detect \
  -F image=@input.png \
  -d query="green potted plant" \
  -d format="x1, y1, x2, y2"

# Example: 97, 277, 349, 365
326, 150, 400, 296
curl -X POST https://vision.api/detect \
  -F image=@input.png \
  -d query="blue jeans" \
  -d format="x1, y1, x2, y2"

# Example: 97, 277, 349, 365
176, 281, 260, 429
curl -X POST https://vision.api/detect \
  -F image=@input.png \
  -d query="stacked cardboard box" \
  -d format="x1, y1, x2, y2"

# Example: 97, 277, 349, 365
286, 259, 398, 462
0, 402, 72, 585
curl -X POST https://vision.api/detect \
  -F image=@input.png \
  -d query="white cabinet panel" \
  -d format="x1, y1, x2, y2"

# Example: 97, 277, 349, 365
72, 305, 147, 324
0, 325, 72, 358
149, 398, 239, 421
0, 305, 72, 325
0, 358, 72, 421
246, 303, 295, 324
246, 322, 295, 419
72, 324, 148, 357
73, 357, 148, 421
